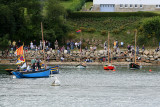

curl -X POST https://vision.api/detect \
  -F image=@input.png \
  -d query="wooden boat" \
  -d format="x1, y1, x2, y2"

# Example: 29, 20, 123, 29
129, 63, 140, 70
104, 32, 115, 70
104, 65, 115, 70
5, 69, 15, 75
12, 22, 53, 78
76, 64, 86, 69
129, 30, 140, 70
12, 69, 50, 78
50, 65, 59, 74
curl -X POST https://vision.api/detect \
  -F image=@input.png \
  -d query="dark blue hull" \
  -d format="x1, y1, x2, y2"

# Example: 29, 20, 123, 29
12, 69, 50, 78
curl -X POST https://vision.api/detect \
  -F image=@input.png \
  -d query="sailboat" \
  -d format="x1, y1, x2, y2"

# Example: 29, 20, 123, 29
129, 29, 140, 70
104, 32, 115, 70
76, 29, 87, 68
12, 22, 51, 78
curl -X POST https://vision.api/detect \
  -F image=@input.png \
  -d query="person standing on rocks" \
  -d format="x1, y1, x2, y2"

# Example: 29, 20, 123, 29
54, 40, 58, 50
142, 45, 145, 52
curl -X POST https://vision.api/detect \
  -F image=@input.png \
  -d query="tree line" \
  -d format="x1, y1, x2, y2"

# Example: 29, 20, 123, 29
0, 0, 69, 50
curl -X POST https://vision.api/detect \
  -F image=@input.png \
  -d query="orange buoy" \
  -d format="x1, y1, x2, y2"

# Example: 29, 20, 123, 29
113, 69, 116, 71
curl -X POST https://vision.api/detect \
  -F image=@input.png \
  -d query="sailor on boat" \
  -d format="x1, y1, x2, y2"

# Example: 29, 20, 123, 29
16, 65, 20, 71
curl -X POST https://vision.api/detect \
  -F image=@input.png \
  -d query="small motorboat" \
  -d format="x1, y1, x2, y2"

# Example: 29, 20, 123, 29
129, 63, 140, 70
104, 65, 115, 70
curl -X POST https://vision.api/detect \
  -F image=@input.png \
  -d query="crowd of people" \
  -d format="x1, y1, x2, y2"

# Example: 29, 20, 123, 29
6, 39, 160, 60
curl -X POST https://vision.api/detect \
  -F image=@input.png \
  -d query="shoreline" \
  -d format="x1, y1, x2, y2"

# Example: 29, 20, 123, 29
0, 61, 158, 66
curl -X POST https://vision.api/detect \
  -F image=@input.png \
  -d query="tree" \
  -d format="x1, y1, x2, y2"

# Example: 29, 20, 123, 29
138, 16, 160, 46
43, 0, 69, 45
0, 34, 9, 51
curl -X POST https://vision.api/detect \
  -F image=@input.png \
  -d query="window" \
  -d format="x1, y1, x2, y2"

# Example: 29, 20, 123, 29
156, 5, 160, 8
125, 4, 128, 8
140, 4, 143, 8
130, 4, 133, 8
120, 4, 123, 8
135, 4, 138, 8
156, 5, 159, 8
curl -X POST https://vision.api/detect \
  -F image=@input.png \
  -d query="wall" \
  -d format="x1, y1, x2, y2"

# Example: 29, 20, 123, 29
92, 4, 160, 12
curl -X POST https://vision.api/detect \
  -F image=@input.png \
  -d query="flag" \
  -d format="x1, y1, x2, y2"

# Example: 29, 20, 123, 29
16, 55, 25, 64
21, 62, 26, 69
15, 46, 23, 56
76, 30, 81, 33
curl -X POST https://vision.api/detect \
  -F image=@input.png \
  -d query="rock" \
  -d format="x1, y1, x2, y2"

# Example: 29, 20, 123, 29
86, 52, 90, 56
47, 51, 51, 55
126, 58, 131, 62
64, 50, 67, 54
99, 50, 104, 54
52, 50, 55, 54
150, 58, 154, 61
149, 56, 153, 58
144, 50, 149, 55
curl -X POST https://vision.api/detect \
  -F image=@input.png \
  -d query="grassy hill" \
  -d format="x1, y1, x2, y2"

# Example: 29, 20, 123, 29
60, 0, 160, 48
66, 14, 160, 48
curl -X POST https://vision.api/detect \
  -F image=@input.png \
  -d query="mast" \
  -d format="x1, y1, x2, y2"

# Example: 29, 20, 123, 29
135, 29, 137, 64
23, 43, 27, 66
80, 30, 82, 62
108, 31, 110, 65
41, 22, 46, 69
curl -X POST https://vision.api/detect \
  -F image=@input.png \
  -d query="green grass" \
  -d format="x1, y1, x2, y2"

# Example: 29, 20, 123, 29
61, 1, 73, 9
85, 2, 93, 9
67, 16, 151, 47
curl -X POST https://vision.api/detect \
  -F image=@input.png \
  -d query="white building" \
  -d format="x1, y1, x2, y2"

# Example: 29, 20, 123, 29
93, 0, 160, 12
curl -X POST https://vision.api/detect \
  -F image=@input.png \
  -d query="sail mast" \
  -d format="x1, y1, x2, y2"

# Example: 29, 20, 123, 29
108, 31, 110, 65
135, 29, 137, 64
41, 22, 46, 69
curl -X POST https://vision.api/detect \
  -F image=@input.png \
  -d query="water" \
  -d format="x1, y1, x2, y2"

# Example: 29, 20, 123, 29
0, 65, 160, 107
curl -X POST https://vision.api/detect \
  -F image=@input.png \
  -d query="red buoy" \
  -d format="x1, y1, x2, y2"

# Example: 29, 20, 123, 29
149, 69, 152, 72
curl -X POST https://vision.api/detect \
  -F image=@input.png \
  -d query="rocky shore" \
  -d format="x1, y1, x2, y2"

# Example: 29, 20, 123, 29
0, 49, 160, 66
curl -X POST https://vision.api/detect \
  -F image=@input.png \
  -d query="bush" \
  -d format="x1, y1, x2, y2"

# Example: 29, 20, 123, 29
79, 27, 87, 32
100, 30, 107, 35
138, 16, 160, 44
87, 27, 96, 33
68, 11, 159, 18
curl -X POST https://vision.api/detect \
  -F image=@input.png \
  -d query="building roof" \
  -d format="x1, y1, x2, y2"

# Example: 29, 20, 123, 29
93, 0, 160, 5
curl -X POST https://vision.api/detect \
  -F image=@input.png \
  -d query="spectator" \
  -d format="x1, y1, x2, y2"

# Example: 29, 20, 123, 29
12, 41, 16, 51
121, 42, 124, 47
104, 41, 107, 50
30, 41, 34, 49
54, 40, 58, 50
17, 40, 22, 47
40, 40, 42, 50
142, 45, 145, 52
33, 40, 37, 48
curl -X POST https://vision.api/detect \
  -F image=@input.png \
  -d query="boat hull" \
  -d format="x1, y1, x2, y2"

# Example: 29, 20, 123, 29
104, 65, 115, 70
50, 65, 59, 74
5, 69, 14, 75
76, 65, 86, 69
129, 63, 140, 70
12, 69, 50, 78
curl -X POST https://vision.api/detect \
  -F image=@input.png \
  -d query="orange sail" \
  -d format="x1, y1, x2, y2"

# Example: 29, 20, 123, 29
15, 46, 23, 55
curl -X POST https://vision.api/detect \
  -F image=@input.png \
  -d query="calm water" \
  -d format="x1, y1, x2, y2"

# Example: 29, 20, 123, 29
0, 65, 160, 107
